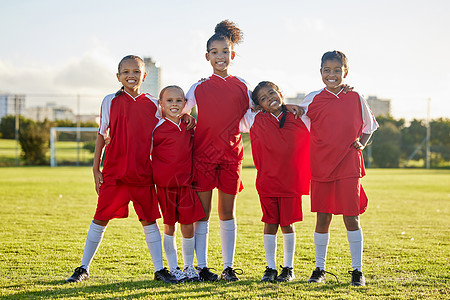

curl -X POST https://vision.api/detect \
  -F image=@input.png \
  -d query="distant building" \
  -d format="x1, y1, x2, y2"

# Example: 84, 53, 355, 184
141, 57, 161, 97
367, 96, 391, 117
285, 93, 306, 105
26, 102, 75, 122
0, 94, 26, 120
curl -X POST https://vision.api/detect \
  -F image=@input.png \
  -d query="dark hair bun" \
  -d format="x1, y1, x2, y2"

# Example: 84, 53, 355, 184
214, 20, 243, 44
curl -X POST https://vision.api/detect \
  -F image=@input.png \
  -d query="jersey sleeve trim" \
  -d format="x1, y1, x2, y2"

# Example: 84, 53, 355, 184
98, 93, 115, 137
357, 92, 379, 134
301, 89, 322, 131
235, 76, 254, 109
239, 109, 257, 133
183, 82, 201, 114
150, 118, 166, 154
145, 93, 162, 120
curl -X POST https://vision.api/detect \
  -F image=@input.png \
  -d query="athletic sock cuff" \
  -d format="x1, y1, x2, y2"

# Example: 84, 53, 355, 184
90, 221, 107, 232
143, 223, 160, 234
194, 221, 209, 234
347, 229, 363, 242
220, 219, 236, 231
314, 232, 330, 245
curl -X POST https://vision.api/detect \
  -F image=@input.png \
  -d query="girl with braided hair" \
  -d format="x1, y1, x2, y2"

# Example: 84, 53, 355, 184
242, 81, 310, 282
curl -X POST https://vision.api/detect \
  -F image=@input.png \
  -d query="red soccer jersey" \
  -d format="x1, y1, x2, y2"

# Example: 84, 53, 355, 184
152, 118, 194, 188
99, 91, 160, 186
304, 89, 378, 182
249, 111, 311, 197
185, 74, 251, 163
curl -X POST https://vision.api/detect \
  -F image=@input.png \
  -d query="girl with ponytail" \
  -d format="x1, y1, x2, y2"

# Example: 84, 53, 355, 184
183, 20, 251, 281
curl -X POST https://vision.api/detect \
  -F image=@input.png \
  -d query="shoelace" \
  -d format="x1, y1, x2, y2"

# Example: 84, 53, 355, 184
226, 267, 243, 275
279, 266, 292, 276
325, 270, 340, 283
74, 267, 86, 274
171, 268, 187, 280
184, 266, 199, 278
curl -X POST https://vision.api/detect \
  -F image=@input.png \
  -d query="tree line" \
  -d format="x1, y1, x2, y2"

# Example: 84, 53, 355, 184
368, 116, 449, 168
0, 115, 97, 165
0, 115, 449, 168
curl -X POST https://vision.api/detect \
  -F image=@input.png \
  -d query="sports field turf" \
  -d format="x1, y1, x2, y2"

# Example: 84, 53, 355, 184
0, 167, 449, 299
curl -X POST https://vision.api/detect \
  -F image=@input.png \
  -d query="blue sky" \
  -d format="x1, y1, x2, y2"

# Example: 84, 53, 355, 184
0, 0, 449, 120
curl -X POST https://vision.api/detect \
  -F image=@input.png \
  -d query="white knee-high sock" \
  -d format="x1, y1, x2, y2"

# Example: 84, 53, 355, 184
220, 219, 236, 269
80, 221, 106, 271
163, 233, 178, 271
194, 221, 209, 268
314, 232, 330, 270
182, 236, 195, 269
143, 223, 164, 272
283, 232, 296, 268
263, 234, 277, 270
347, 229, 363, 271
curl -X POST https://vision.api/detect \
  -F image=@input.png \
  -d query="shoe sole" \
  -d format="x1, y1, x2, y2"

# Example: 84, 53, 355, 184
307, 279, 325, 283
65, 277, 89, 283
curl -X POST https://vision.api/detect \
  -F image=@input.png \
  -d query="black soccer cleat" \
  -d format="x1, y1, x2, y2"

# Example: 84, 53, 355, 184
307, 267, 326, 283
307, 267, 340, 283
261, 266, 277, 282
197, 267, 219, 282
276, 266, 294, 282
66, 266, 89, 283
349, 269, 366, 286
154, 267, 178, 283
221, 267, 243, 281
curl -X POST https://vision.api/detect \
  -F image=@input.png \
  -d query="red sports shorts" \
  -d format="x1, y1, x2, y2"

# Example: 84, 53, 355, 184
310, 177, 368, 216
259, 196, 303, 227
156, 185, 205, 225
192, 161, 243, 195
94, 183, 160, 222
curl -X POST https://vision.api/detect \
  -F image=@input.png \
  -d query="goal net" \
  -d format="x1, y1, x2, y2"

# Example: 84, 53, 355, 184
50, 127, 98, 167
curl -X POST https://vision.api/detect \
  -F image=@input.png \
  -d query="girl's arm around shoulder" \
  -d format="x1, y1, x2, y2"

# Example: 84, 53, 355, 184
180, 114, 196, 130
285, 104, 304, 119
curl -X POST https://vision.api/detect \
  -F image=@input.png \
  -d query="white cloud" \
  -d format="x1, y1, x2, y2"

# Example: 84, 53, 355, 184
0, 49, 116, 94
54, 54, 115, 93
0, 50, 119, 114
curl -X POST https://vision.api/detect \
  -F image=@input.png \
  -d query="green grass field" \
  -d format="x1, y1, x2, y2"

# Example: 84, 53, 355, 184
0, 167, 449, 299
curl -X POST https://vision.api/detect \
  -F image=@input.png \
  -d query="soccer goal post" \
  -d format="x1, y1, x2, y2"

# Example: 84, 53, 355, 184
50, 127, 99, 167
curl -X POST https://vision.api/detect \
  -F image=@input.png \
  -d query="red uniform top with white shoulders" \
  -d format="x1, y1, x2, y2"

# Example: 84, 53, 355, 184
98, 91, 161, 186
244, 110, 311, 197
184, 74, 252, 163
152, 118, 194, 188
302, 89, 378, 182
